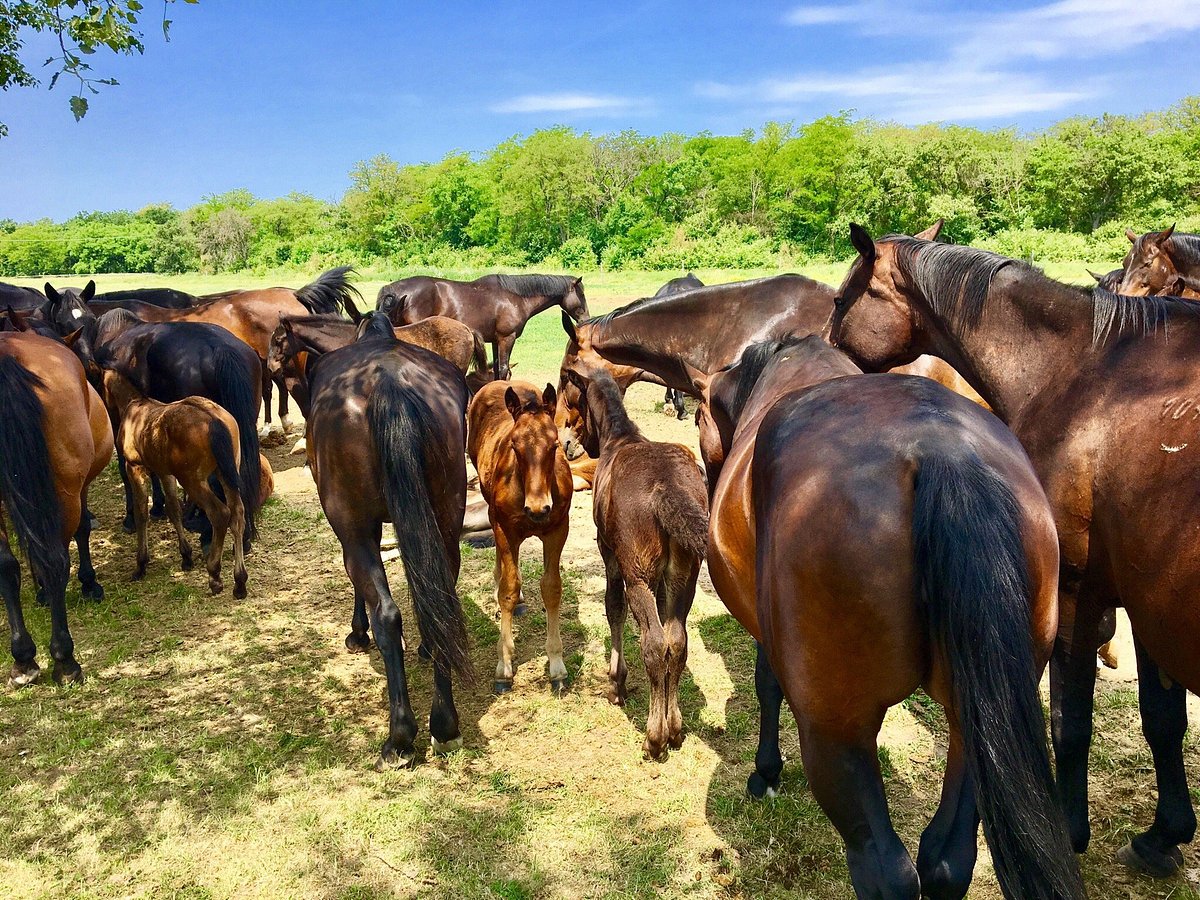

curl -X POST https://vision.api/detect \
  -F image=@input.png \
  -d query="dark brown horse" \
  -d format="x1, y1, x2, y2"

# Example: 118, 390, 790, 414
0, 331, 113, 685
654, 273, 705, 419
563, 363, 707, 758
468, 381, 573, 694
707, 334, 1081, 899
306, 323, 472, 766
0, 281, 48, 312
376, 273, 589, 379
1120, 226, 1200, 298
831, 222, 1200, 878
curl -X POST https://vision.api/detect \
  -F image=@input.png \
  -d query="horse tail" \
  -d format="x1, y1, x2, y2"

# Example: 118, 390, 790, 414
206, 414, 246, 521
470, 330, 489, 374
650, 478, 708, 561
212, 346, 261, 539
296, 266, 362, 318
913, 451, 1083, 900
367, 376, 473, 679
0, 357, 68, 598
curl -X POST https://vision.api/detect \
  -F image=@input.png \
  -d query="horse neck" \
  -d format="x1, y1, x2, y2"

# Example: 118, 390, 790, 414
917, 273, 1091, 424
589, 315, 694, 391
588, 379, 642, 453
513, 291, 562, 320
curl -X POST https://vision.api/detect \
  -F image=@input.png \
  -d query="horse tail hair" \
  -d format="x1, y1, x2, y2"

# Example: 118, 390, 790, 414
296, 266, 362, 318
367, 376, 473, 680
913, 451, 1084, 900
212, 346, 261, 539
470, 330, 489, 374
650, 478, 708, 561
0, 356, 68, 598
206, 414, 246, 521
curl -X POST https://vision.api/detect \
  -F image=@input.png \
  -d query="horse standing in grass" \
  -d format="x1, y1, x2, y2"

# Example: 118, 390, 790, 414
831, 222, 1200, 878
1120, 226, 1200, 298
306, 323, 472, 766
563, 364, 708, 759
468, 381, 573, 694
103, 371, 249, 598
377, 273, 589, 380
707, 335, 1081, 900
0, 331, 113, 685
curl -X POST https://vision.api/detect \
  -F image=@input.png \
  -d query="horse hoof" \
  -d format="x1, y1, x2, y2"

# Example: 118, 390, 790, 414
209, 580, 223, 595
8, 664, 41, 688
747, 771, 780, 799
233, 582, 248, 600
1116, 842, 1184, 878
493, 679, 513, 695
668, 732, 684, 750
550, 677, 568, 696
417, 642, 432, 662
375, 746, 416, 771
642, 743, 669, 763
181, 557, 194, 572
345, 632, 371, 654
122, 520, 135, 535
52, 660, 84, 685
513, 602, 528, 617
289, 437, 307, 456
430, 735, 464, 755
81, 581, 105, 602
607, 689, 626, 706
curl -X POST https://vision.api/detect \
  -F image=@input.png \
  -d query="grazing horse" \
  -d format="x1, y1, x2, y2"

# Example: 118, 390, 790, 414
376, 273, 589, 380
1120, 226, 1200, 299
654, 273, 705, 419
306, 324, 472, 766
563, 364, 708, 758
103, 371, 249, 598
0, 331, 113, 685
831, 222, 1200, 877
77, 311, 262, 543
707, 335, 1081, 900
468, 381, 573, 694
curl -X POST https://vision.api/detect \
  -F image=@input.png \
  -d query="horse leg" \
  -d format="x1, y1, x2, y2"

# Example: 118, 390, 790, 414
344, 524, 376, 652
671, 389, 687, 420
190, 480, 229, 595
74, 486, 104, 601
627, 580, 670, 760
600, 541, 628, 705
661, 558, 698, 750
428, 652, 463, 755
493, 524, 523, 693
258, 364, 276, 439
495, 333, 516, 381
1117, 634, 1196, 877
276, 375, 296, 435
541, 524, 568, 694
225, 480, 248, 600
149, 473, 166, 520
800, 722, 920, 899
0, 529, 39, 686
747, 641, 786, 798
916, 726, 979, 900
128, 464, 151, 580
45, 495, 83, 685
160, 474, 194, 572
116, 448, 136, 533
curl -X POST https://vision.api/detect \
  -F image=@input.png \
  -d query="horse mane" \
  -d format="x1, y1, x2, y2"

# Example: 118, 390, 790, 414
95, 307, 143, 336
492, 274, 576, 299
357, 312, 396, 342
585, 367, 642, 444
1089, 288, 1200, 346
1166, 232, 1200, 269
727, 335, 811, 424
296, 266, 362, 316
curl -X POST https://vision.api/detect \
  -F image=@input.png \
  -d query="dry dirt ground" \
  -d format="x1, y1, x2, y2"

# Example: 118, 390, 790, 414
2, 298, 1199, 898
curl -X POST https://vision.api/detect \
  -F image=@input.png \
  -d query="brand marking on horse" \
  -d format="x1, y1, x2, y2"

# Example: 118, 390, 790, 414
1161, 442, 1189, 453
1160, 398, 1200, 421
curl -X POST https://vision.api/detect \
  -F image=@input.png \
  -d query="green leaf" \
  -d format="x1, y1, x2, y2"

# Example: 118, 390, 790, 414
69, 95, 88, 121
162, 18, 172, 39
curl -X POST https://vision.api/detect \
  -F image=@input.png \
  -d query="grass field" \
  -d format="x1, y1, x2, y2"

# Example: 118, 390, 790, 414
3, 265, 1198, 900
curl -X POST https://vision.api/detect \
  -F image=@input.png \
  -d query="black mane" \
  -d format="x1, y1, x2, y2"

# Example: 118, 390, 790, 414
491, 273, 577, 299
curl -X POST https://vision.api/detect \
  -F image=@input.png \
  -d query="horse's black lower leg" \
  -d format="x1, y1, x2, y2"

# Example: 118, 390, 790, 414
671, 389, 686, 420
748, 641, 785, 798
74, 494, 104, 601
0, 536, 38, 686
345, 587, 371, 653
428, 659, 462, 754
1118, 634, 1196, 877
1050, 598, 1102, 853
149, 473, 166, 520
42, 563, 81, 685
916, 730, 980, 900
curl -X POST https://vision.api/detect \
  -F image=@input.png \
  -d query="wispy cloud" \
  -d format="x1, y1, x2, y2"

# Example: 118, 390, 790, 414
490, 92, 645, 115
782, 3, 873, 26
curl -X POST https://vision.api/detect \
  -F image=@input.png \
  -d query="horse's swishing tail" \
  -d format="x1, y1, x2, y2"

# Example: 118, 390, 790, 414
650, 481, 708, 560
368, 377, 472, 678
212, 346, 261, 539
207, 416, 246, 520
470, 330, 489, 374
913, 451, 1084, 900
0, 357, 68, 598
296, 266, 362, 318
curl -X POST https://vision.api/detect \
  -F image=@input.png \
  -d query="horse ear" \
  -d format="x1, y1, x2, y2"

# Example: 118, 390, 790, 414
1087, 270, 1104, 283
563, 366, 588, 393
915, 219, 943, 241
1126, 228, 1139, 243
63, 326, 85, 347
561, 309, 578, 341
504, 387, 523, 420
6, 306, 28, 331
573, 277, 583, 288
849, 223, 876, 261
1158, 223, 1176, 244
542, 383, 557, 413
44, 282, 60, 303
81, 280, 96, 303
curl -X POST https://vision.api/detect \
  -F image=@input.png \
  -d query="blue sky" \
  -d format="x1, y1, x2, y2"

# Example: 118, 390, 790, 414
3, 0, 1199, 221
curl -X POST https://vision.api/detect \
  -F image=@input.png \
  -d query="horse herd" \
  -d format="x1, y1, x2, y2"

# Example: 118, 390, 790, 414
1, 221, 1198, 899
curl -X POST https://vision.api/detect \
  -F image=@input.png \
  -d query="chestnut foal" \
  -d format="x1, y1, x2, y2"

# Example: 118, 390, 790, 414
564, 364, 709, 759
104, 371, 249, 597
468, 381, 573, 694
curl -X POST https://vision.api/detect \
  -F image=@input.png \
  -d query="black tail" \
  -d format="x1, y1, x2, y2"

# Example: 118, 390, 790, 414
650, 480, 708, 561
913, 452, 1084, 900
212, 346, 261, 540
470, 330, 489, 374
296, 266, 362, 317
0, 357, 68, 599
207, 415, 248, 519
367, 377, 472, 679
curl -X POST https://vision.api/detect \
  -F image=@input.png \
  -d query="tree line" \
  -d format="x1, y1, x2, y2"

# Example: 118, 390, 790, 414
4, 97, 1200, 277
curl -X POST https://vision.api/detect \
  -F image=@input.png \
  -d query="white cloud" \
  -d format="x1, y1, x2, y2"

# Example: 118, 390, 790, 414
490, 93, 642, 114
783, 3, 873, 26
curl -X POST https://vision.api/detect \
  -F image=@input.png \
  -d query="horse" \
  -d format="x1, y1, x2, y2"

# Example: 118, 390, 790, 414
305, 321, 472, 766
1120, 226, 1200, 299
653, 273, 705, 419
706, 334, 1081, 899
0, 331, 113, 685
103, 371, 249, 598
831, 221, 1200, 878
1088, 269, 1125, 293
376, 273, 589, 380
468, 381, 573, 694
562, 363, 708, 758
92, 286, 200, 309
76, 311, 262, 544
0, 281, 48, 313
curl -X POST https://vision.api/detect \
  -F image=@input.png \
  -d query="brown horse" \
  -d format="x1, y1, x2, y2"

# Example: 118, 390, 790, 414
104, 371, 249, 598
306, 322, 472, 766
831, 222, 1200, 877
468, 381, 573, 694
1120, 226, 1200, 298
706, 335, 1081, 899
0, 331, 113, 685
563, 363, 707, 758
377, 273, 589, 380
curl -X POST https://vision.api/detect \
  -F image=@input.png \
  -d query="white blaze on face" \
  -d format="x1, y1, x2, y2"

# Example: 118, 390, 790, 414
71, 308, 83, 319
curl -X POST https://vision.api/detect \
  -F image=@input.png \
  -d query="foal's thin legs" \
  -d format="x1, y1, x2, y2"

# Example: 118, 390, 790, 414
600, 542, 628, 705
542, 525, 568, 692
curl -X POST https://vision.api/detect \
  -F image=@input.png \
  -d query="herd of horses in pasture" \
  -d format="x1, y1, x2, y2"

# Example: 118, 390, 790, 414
3, 221, 1200, 898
